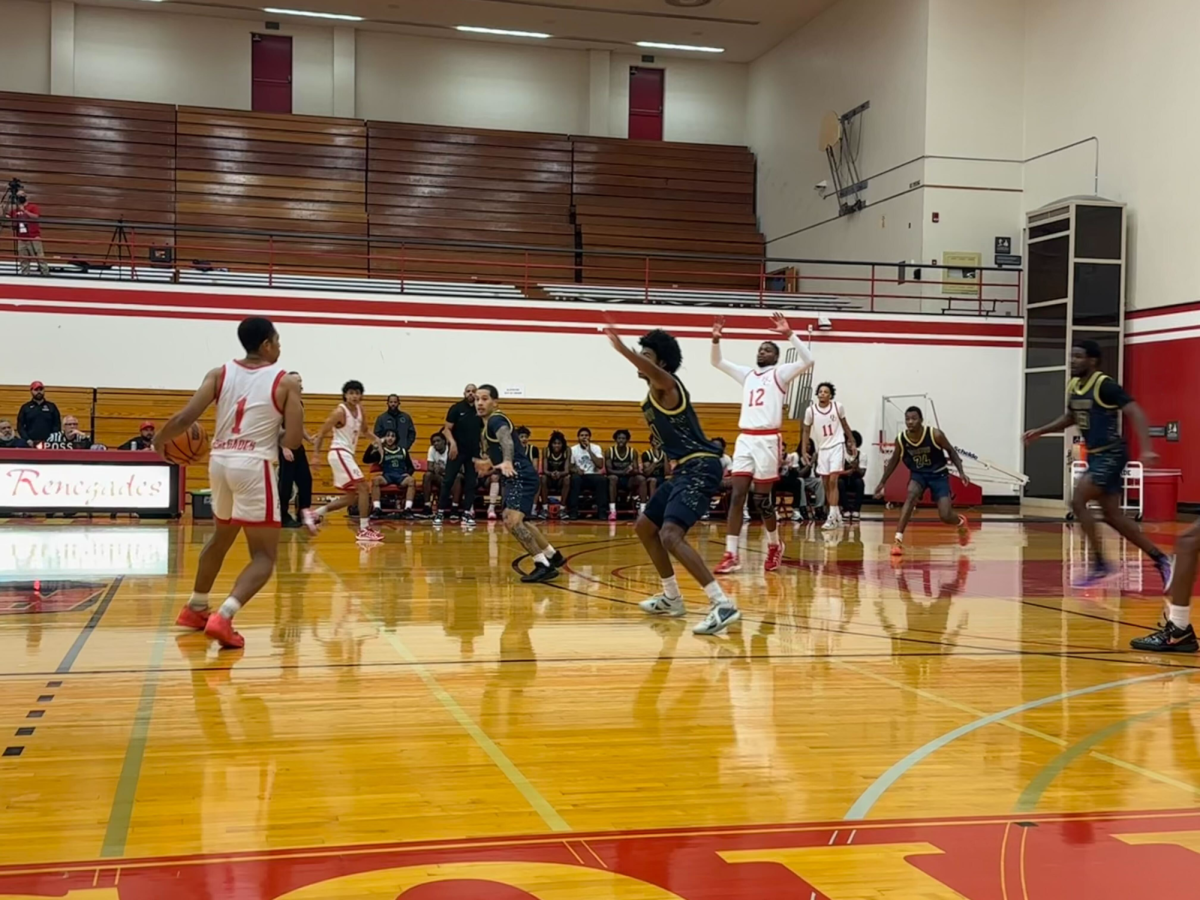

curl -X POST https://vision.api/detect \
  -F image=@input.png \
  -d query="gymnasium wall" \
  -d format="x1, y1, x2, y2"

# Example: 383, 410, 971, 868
0, 0, 748, 144
0, 278, 1025, 490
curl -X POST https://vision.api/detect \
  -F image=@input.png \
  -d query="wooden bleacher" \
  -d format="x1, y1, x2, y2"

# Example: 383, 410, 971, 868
175, 107, 368, 275
0, 92, 176, 264
366, 122, 575, 284
0, 386, 777, 499
571, 136, 763, 289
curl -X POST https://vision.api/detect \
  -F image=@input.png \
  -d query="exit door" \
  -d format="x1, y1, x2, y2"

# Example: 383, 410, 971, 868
628, 67, 664, 140
252, 33, 292, 114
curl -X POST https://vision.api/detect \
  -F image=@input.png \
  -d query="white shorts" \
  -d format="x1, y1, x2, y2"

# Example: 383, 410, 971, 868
730, 432, 784, 484
209, 456, 280, 527
816, 444, 845, 477
329, 449, 365, 492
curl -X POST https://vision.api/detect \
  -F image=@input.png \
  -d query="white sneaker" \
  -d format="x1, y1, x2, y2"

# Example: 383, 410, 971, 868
639, 593, 686, 617
300, 508, 322, 535
693, 602, 741, 635
821, 517, 841, 531
355, 527, 384, 543
790, 509, 803, 522
743, 507, 751, 521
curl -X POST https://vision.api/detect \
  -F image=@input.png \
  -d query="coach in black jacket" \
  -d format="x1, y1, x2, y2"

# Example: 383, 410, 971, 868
17, 381, 60, 445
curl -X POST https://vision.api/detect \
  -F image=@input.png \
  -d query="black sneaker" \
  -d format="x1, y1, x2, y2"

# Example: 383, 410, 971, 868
432, 512, 444, 526
548, 550, 566, 569
461, 512, 476, 526
1130, 622, 1199, 653
449, 512, 461, 523
521, 563, 559, 583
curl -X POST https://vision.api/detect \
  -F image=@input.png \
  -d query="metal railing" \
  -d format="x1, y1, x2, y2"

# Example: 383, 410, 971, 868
0, 217, 1023, 316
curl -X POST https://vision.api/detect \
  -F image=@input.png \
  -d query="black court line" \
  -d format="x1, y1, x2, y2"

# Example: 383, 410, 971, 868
55, 577, 123, 674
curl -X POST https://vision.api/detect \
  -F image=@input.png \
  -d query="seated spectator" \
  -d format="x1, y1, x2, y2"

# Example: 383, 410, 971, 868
119, 421, 156, 450
542, 431, 571, 517
641, 434, 668, 494
704, 437, 737, 521
423, 432, 457, 514
568, 427, 611, 520
0, 419, 29, 448
363, 430, 416, 518
516, 427, 547, 519
779, 439, 825, 522
43, 415, 93, 450
839, 430, 867, 522
606, 429, 647, 515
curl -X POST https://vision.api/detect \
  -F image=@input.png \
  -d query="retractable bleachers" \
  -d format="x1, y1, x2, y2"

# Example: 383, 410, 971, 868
571, 137, 763, 289
366, 123, 575, 284
175, 107, 368, 275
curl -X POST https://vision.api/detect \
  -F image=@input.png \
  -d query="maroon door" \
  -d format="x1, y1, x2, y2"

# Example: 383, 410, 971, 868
628, 67, 664, 140
252, 33, 292, 114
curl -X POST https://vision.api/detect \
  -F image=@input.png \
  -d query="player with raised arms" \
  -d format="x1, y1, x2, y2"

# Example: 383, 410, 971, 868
604, 324, 741, 635
155, 316, 304, 650
711, 312, 813, 573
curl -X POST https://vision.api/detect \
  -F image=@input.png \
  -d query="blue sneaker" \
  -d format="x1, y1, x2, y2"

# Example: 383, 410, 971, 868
693, 602, 741, 635
1072, 561, 1113, 588
1157, 555, 1175, 595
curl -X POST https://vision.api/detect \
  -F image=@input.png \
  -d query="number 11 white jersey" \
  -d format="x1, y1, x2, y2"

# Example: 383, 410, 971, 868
804, 400, 846, 451
211, 360, 287, 461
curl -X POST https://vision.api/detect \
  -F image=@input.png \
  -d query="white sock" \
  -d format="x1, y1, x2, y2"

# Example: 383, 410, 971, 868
489, 483, 500, 501
765, 527, 780, 546
544, 543, 557, 557
360, 517, 370, 531
405, 500, 413, 510
609, 502, 617, 512
703, 580, 732, 606
188, 591, 209, 611
218, 597, 241, 620
316, 505, 330, 518
533, 552, 549, 566
1169, 604, 1191, 629
372, 500, 381, 509
894, 532, 904, 543
725, 535, 739, 554
661, 575, 681, 600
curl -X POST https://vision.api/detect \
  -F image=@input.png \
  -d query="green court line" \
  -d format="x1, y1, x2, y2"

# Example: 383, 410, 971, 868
100, 582, 177, 858
1014, 698, 1200, 814
381, 630, 572, 833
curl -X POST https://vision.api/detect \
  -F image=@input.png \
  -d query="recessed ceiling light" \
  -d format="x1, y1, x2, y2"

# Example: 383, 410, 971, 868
456, 26, 551, 39
263, 7, 364, 20
635, 41, 724, 53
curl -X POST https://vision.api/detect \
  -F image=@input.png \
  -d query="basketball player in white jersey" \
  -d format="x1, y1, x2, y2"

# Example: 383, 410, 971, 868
711, 312, 813, 573
309, 379, 385, 542
154, 316, 304, 650
801, 382, 856, 531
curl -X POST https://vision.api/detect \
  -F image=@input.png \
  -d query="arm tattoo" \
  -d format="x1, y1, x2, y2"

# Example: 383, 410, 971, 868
496, 424, 514, 464
510, 519, 543, 556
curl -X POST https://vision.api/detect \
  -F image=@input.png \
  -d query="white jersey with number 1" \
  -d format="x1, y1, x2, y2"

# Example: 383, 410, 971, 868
328, 402, 366, 492
209, 360, 287, 527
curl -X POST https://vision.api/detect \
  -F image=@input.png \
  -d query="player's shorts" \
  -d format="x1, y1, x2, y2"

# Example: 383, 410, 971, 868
612, 473, 641, 492
816, 443, 846, 476
730, 432, 784, 484
911, 469, 952, 501
209, 456, 280, 528
328, 449, 365, 492
642, 455, 723, 531
1084, 446, 1128, 496
382, 471, 410, 487
502, 462, 540, 516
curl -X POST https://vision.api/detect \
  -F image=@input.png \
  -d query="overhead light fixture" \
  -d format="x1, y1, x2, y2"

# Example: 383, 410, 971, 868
456, 26, 551, 39
635, 41, 724, 53
263, 7, 364, 20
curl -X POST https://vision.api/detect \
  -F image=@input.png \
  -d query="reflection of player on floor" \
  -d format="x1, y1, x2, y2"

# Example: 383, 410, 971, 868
156, 316, 304, 650
474, 385, 565, 583
801, 383, 856, 531
874, 406, 971, 556
1025, 340, 1171, 589
603, 325, 741, 636
711, 312, 813, 574
310, 380, 385, 542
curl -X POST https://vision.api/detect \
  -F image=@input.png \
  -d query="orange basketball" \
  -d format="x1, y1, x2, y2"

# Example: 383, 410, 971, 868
162, 422, 209, 466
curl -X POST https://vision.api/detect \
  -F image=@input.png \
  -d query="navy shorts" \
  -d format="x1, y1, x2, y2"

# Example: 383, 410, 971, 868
911, 470, 952, 501
383, 471, 410, 487
502, 462, 540, 516
642, 455, 723, 531
1084, 447, 1128, 495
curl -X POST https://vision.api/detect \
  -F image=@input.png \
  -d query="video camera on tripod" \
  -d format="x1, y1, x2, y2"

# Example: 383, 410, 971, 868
3, 177, 23, 209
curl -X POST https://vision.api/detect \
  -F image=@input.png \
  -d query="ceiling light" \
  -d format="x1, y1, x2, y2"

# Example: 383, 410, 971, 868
263, 8, 364, 20
456, 26, 551, 39
636, 41, 724, 53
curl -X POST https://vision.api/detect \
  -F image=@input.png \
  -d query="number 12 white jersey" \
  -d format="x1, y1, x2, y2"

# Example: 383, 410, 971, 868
804, 401, 846, 450
211, 360, 287, 461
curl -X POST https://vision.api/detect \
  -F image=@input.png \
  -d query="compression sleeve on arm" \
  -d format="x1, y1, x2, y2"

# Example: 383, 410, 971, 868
774, 333, 815, 384
711, 340, 751, 384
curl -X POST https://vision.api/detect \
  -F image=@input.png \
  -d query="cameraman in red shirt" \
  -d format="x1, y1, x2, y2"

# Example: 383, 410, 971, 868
4, 184, 49, 276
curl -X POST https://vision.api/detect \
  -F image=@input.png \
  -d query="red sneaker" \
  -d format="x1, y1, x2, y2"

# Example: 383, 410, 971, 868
764, 542, 785, 572
956, 515, 971, 546
356, 527, 384, 543
204, 613, 245, 650
714, 551, 742, 574
175, 605, 210, 631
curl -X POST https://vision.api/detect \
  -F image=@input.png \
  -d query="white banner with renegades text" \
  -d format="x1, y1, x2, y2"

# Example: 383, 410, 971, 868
0, 462, 174, 512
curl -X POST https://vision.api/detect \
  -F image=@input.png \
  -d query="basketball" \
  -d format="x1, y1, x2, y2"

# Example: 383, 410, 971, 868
161, 422, 208, 465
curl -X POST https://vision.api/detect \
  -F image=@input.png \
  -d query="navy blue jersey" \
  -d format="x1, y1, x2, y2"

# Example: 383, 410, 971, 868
641, 377, 720, 463
377, 446, 409, 478
483, 412, 531, 467
544, 449, 568, 474
642, 448, 666, 478
899, 426, 948, 475
607, 444, 637, 474
1068, 371, 1131, 452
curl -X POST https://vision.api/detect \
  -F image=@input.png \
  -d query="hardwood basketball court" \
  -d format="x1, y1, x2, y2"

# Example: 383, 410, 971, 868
0, 514, 1196, 898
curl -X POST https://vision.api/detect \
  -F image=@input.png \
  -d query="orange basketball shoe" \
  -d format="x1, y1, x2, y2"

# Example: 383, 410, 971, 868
764, 542, 785, 572
175, 605, 211, 631
714, 552, 742, 574
204, 613, 245, 650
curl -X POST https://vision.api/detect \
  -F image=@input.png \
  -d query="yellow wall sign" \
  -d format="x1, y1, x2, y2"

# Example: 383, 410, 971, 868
942, 251, 982, 296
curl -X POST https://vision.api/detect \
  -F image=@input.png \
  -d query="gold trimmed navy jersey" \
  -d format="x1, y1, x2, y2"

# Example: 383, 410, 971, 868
483, 412, 532, 467
1068, 371, 1131, 451
641, 377, 720, 463
900, 426, 948, 475
607, 444, 637, 474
